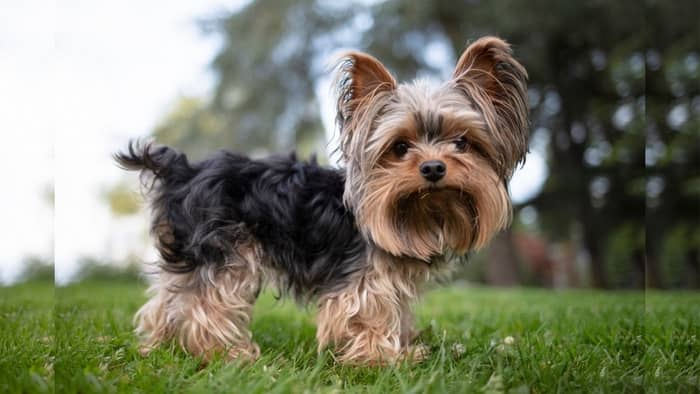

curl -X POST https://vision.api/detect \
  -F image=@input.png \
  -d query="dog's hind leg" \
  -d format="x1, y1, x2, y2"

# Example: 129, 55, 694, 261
135, 245, 262, 363
133, 275, 179, 357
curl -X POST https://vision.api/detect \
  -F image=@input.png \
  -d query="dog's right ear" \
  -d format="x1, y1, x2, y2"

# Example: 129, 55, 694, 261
334, 52, 396, 132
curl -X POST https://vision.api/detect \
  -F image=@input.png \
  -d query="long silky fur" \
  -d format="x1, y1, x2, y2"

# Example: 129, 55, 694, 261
115, 141, 366, 300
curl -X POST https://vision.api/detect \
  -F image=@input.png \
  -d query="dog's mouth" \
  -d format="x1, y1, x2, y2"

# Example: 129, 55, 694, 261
391, 187, 476, 256
397, 187, 472, 213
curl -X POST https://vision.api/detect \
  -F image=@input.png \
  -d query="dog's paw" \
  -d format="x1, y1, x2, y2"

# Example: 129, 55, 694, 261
138, 345, 155, 357
225, 342, 260, 363
401, 344, 431, 363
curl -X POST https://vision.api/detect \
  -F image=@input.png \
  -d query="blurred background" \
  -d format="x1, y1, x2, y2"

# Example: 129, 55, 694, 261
1, 0, 697, 289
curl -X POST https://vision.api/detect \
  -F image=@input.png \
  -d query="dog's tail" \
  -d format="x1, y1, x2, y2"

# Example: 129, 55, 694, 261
115, 140, 201, 272
114, 140, 195, 184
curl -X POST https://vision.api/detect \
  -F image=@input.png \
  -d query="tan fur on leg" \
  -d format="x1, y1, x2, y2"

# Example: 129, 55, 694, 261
135, 245, 262, 363
133, 279, 177, 357
316, 249, 430, 364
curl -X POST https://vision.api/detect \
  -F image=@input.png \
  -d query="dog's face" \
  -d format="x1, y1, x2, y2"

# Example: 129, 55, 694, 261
335, 37, 529, 260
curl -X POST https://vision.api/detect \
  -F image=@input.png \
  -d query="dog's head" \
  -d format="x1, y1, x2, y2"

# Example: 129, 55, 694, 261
335, 37, 529, 260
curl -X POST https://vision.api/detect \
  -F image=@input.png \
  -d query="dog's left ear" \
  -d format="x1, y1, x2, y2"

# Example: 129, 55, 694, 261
453, 37, 529, 176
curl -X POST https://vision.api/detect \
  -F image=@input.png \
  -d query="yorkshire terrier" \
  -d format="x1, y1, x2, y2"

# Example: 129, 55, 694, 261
116, 37, 528, 364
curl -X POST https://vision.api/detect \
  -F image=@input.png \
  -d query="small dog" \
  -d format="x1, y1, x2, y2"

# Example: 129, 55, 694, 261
116, 36, 528, 364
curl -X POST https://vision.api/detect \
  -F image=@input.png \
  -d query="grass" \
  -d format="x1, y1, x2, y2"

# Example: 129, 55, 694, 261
0, 281, 54, 393
2, 281, 698, 393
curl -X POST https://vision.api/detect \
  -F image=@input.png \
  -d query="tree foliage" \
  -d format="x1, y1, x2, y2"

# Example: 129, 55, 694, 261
147, 0, 697, 288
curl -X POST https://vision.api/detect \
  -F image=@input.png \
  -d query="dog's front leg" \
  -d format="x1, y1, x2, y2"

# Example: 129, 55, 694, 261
316, 253, 429, 364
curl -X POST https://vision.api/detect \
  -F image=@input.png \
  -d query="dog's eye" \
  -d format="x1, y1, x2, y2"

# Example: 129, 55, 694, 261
454, 136, 468, 152
393, 140, 409, 157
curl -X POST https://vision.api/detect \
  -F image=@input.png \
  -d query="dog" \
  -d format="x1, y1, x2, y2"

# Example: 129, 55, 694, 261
115, 36, 528, 365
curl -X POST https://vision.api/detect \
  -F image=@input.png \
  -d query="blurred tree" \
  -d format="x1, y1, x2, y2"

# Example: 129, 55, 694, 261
645, 0, 699, 288
203, 0, 341, 158
152, 96, 228, 160
104, 180, 141, 217
145, 0, 696, 288
73, 257, 142, 283
18, 256, 54, 283
42, 183, 54, 208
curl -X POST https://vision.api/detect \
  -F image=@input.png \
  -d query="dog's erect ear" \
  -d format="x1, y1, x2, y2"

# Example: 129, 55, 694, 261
453, 37, 529, 177
335, 52, 396, 132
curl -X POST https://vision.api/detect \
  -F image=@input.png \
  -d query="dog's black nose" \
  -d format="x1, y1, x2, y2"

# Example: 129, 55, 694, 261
419, 160, 446, 182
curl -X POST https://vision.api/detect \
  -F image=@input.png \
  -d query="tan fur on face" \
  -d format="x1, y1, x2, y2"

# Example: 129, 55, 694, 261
340, 82, 510, 259
134, 245, 262, 363
316, 249, 430, 364
335, 37, 527, 259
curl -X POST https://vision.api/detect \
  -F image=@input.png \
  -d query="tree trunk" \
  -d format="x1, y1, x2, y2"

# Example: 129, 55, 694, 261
645, 251, 662, 289
486, 229, 522, 286
583, 225, 607, 289
686, 248, 700, 289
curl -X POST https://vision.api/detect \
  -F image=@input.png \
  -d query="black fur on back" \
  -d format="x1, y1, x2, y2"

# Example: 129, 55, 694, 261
114, 141, 366, 299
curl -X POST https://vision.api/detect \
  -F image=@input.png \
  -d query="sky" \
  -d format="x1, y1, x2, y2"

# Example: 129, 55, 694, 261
1, 0, 238, 283
0, 1, 56, 282
0, 0, 545, 284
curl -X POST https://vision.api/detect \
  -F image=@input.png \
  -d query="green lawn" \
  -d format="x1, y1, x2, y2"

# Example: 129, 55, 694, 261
2, 281, 698, 393
0, 281, 54, 393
